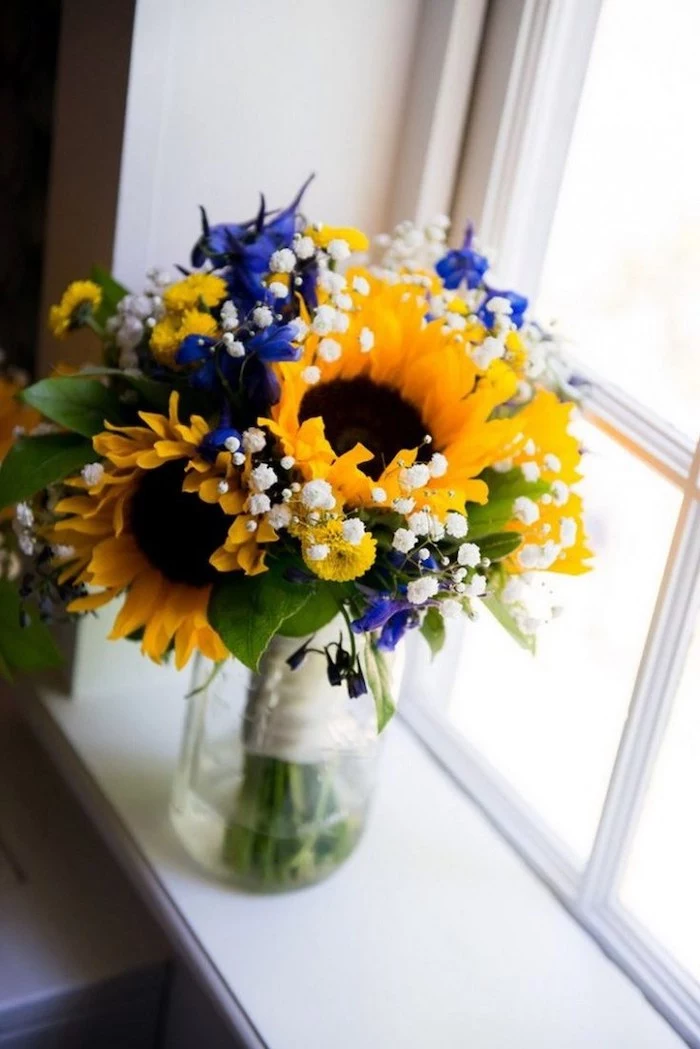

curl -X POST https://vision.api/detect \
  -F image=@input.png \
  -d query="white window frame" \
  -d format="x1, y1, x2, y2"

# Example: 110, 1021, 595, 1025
398, 2, 700, 1044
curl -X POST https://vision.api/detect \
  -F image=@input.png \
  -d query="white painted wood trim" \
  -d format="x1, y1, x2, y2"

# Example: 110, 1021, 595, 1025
388, 0, 488, 227
451, 0, 602, 291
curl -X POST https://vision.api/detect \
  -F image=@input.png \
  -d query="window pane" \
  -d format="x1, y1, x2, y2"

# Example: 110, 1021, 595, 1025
537, 0, 700, 437
619, 588, 700, 980
445, 423, 682, 859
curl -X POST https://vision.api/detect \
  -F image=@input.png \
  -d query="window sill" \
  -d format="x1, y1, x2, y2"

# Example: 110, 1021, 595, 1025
17, 679, 682, 1049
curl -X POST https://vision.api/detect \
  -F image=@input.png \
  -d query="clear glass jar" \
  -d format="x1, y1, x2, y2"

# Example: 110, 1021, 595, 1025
170, 618, 398, 892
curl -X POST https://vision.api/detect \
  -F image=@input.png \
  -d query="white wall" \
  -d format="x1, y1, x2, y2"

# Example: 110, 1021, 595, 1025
112, 0, 422, 286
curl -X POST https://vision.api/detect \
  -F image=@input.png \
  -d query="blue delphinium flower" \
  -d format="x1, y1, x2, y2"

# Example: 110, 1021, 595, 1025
376, 607, 418, 652
246, 322, 302, 364
435, 223, 489, 290
197, 404, 242, 460
190, 177, 313, 311
176, 318, 301, 421
351, 594, 408, 634
351, 593, 420, 652
478, 288, 529, 330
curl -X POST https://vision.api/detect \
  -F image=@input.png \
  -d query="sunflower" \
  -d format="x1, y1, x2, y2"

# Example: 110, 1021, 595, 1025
52, 393, 235, 668
209, 513, 279, 576
505, 389, 593, 575
263, 273, 522, 519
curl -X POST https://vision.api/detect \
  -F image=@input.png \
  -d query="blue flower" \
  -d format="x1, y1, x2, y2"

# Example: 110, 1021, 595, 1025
351, 594, 408, 633
326, 644, 353, 687
477, 287, 528, 330
351, 593, 420, 652
297, 265, 319, 312
178, 333, 217, 366
175, 319, 301, 418
346, 666, 368, 698
436, 223, 489, 290
377, 608, 418, 652
247, 322, 302, 363
190, 177, 313, 310
198, 423, 242, 461
286, 638, 313, 671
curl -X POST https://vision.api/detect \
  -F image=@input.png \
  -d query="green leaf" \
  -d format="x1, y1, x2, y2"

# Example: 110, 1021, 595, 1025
127, 375, 172, 411
20, 377, 125, 437
467, 468, 551, 540
483, 594, 536, 654
278, 582, 349, 637
420, 606, 446, 659
79, 366, 209, 417
208, 563, 311, 670
0, 433, 94, 511
477, 531, 523, 562
466, 499, 516, 540
363, 637, 396, 733
90, 265, 128, 327
479, 467, 551, 502
0, 580, 64, 679
0, 648, 11, 682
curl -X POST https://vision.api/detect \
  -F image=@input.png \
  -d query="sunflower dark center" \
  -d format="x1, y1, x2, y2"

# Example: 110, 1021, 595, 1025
130, 461, 230, 587
299, 377, 431, 480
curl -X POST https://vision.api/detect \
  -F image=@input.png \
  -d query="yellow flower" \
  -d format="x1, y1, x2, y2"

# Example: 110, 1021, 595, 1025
505, 389, 593, 575
306, 225, 369, 253
297, 518, 376, 582
48, 280, 102, 339
51, 392, 232, 669
263, 271, 521, 521
163, 273, 227, 313
209, 514, 278, 577
150, 309, 218, 367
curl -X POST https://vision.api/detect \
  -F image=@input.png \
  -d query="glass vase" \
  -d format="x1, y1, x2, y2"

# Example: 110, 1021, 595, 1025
169, 617, 399, 892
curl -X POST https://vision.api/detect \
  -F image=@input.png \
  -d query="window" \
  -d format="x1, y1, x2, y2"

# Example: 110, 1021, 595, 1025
401, 1, 700, 1043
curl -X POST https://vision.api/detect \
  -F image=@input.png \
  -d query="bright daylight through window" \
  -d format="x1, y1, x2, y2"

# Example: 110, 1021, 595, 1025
446, 422, 681, 859
404, 0, 700, 1042
537, 0, 700, 439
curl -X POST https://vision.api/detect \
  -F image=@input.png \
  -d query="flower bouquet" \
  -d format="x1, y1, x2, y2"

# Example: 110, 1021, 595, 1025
0, 180, 591, 889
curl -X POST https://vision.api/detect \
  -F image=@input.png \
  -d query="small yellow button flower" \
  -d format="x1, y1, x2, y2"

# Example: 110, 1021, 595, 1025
305, 225, 369, 254
301, 518, 376, 582
162, 272, 227, 313
48, 280, 102, 339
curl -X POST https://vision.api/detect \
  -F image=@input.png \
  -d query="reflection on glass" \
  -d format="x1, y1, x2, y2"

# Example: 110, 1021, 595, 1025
447, 423, 681, 859
620, 597, 700, 980
537, 0, 700, 436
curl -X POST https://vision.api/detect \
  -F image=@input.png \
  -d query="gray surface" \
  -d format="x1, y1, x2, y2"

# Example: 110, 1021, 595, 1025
162, 963, 251, 1049
0, 691, 170, 1045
